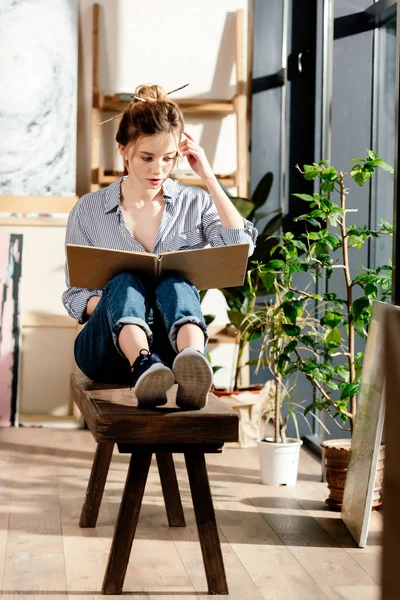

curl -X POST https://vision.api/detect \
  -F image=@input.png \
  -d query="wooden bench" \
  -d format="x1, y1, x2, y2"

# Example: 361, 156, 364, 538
71, 371, 239, 595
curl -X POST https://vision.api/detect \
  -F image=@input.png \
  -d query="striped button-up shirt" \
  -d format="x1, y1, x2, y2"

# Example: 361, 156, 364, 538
62, 176, 258, 323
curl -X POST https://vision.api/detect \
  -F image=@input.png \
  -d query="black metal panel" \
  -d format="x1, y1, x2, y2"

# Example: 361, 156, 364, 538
285, 0, 318, 233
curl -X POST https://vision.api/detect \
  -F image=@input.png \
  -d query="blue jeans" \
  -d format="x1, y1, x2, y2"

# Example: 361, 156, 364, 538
74, 271, 208, 384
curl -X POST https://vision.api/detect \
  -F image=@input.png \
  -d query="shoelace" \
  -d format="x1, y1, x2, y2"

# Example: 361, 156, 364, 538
129, 349, 151, 390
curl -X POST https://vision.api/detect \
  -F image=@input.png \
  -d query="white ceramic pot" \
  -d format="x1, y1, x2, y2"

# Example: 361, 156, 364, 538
257, 437, 303, 486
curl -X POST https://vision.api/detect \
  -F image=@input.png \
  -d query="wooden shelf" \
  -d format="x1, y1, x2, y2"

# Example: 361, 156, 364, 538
208, 325, 238, 344
97, 170, 236, 189
0, 217, 69, 227
0, 195, 78, 214
101, 94, 235, 115
91, 3, 250, 196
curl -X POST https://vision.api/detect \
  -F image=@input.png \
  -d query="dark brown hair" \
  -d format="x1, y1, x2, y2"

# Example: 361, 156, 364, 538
116, 84, 185, 149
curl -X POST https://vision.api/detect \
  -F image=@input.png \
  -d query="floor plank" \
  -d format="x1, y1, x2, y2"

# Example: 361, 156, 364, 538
0, 428, 382, 600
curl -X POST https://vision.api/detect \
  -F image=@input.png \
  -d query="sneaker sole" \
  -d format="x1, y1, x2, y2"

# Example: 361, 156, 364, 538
134, 363, 175, 408
173, 350, 213, 410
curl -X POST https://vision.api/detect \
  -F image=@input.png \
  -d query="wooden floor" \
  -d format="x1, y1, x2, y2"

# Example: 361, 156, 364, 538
0, 428, 382, 600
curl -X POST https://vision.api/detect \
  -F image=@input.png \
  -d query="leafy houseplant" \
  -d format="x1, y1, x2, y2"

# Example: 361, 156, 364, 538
259, 151, 393, 505
243, 264, 326, 444
236, 264, 326, 484
217, 172, 283, 392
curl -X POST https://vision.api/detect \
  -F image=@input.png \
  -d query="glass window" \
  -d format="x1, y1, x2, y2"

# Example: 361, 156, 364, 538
372, 16, 396, 271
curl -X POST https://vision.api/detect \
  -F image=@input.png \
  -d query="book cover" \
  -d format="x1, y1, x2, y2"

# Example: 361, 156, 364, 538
67, 243, 249, 291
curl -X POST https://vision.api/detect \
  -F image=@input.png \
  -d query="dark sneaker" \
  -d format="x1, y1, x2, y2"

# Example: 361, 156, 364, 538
172, 348, 213, 410
130, 349, 175, 408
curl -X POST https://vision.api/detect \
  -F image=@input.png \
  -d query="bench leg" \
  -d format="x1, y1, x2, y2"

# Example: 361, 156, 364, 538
102, 452, 152, 595
156, 453, 185, 527
80, 442, 114, 528
184, 452, 228, 595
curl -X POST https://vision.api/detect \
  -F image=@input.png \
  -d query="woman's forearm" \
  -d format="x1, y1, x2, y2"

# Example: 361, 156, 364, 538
203, 174, 245, 229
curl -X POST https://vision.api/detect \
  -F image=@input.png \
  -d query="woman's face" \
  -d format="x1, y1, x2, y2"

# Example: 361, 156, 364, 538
119, 132, 179, 190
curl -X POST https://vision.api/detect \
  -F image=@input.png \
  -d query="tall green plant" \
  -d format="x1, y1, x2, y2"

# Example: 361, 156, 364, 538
219, 172, 283, 391
242, 265, 326, 443
260, 152, 393, 433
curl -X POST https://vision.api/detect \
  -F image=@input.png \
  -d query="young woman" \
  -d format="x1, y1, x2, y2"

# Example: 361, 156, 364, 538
63, 84, 257, 410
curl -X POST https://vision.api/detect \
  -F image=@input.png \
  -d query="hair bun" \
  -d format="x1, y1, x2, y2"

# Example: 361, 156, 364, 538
134, 84, 168, 102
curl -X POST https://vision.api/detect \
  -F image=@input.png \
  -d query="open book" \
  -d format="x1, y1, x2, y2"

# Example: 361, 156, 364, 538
67, 243, 250, 291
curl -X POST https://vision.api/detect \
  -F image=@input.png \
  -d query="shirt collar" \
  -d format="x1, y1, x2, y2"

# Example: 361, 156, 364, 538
104, 176, 177, 213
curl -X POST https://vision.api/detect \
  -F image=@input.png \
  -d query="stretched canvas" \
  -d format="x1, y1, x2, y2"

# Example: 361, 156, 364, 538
0, 233, 23, 426
0, 0, 78, 199
341, 301, 399, 546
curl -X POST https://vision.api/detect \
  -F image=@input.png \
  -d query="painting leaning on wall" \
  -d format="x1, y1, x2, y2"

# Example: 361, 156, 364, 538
0, 233, 23, 426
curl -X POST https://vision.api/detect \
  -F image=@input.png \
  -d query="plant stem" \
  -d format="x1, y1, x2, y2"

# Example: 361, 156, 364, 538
233, 339, 245, 391
339, 172, 356, 432
233, 276, 259, 391
274, 372, 281, 443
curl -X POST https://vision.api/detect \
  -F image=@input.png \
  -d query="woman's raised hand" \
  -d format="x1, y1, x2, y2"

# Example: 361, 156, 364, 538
179, 132, 214, 182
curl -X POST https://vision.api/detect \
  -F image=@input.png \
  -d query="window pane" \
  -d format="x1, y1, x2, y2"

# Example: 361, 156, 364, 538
372, 16, 396, 270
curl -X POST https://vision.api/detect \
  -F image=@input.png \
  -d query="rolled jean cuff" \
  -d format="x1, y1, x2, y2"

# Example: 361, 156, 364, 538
113, 317, 153, 357
168, 316, 209, 353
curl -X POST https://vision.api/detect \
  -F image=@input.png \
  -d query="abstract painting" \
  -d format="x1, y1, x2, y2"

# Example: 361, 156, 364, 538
0, 0, 78, 197
0, 233, 23, 426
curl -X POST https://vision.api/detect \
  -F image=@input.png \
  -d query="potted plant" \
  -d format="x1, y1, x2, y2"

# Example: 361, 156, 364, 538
215, 171, 283, 391
241, 264, 327, 485
204, 172, 283, 447
260, 151, 393, 506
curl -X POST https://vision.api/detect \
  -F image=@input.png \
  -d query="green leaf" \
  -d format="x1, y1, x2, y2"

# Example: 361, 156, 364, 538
320, 166, 338, 181
309, 209, 325, 218
321, 311, 342, 328
282, 324, 302, 336
336, 364, 350, 382
251, 172, 274, 209
284, 340, 298, 353
376, 160, 394, 174
303, 165, 319, 180
292, 193, 315, 202
204, 314, 216, 326
230, 197, 256, 219
299, 335, 316, 349
266, 259, 286, 269
340, 382, 360, 400
351, 170, 367, 187
282, 302, 298, 325
352, 296, 370, 322
292, 240, 307, 252
259, 271, 275, 291
326, 381, 339, 390
227, 310, 244, 330
326, 328, 342, 347
365, 283, 378, 297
